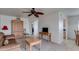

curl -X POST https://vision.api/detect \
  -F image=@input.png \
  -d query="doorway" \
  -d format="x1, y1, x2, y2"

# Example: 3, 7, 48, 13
31, 24, 34, 35
63, 18, 68, 40
31, 20, 38, 37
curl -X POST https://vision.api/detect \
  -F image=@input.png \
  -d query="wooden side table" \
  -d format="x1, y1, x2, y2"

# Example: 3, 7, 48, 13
76, 34, 79, 46
25, 37, 41, 51
39, 32, 51, 41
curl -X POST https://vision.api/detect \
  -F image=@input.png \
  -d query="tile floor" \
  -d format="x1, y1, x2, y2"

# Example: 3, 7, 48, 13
0, 39, 79, 51
25, 39, 79, 51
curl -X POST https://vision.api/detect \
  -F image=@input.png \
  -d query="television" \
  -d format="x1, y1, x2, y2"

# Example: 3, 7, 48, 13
42, 27, 48, 32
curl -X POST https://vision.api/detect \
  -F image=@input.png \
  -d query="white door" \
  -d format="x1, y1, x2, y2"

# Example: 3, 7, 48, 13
32, 20, 38, 37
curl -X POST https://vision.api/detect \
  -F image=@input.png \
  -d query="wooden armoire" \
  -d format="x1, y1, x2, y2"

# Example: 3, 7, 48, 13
11, 18, 24, 38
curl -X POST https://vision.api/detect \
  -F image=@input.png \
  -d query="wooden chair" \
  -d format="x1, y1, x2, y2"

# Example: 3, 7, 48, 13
74, 30, 79, 46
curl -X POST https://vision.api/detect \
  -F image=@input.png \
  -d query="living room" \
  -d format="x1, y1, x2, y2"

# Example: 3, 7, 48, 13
0, 8, 79, 51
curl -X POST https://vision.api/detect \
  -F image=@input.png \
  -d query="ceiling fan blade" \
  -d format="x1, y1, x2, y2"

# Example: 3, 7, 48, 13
36, 12, 44, 15
28, 13, 32, 16
34, 13, 39, 17
23, 11, 31, 13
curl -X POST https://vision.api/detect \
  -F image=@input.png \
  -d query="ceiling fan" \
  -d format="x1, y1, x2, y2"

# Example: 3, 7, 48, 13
23, 8, 44, 17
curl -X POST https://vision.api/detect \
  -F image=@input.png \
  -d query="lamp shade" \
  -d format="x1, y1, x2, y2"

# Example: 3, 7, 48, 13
2, 25, 8, 30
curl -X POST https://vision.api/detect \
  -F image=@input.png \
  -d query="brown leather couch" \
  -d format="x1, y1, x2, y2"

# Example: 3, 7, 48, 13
0, 32, 4, 47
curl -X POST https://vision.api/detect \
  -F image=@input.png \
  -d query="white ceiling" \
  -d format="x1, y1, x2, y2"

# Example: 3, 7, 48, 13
63, 8, 79, 16
0, 8, 79, 17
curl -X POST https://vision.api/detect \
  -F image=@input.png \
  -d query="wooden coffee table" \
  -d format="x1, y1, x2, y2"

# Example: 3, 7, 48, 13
25, 37, 41, 51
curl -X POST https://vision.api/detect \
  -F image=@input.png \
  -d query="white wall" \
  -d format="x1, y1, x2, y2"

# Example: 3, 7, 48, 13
28, 16, 39, 35
58, 12, 64, 43
68, 15, 79, 40
0, 19, 1, 32
38, 12, 64, 44
58, 11, 68, 41
21, 17, 30, 34
0, 15, 16, 35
